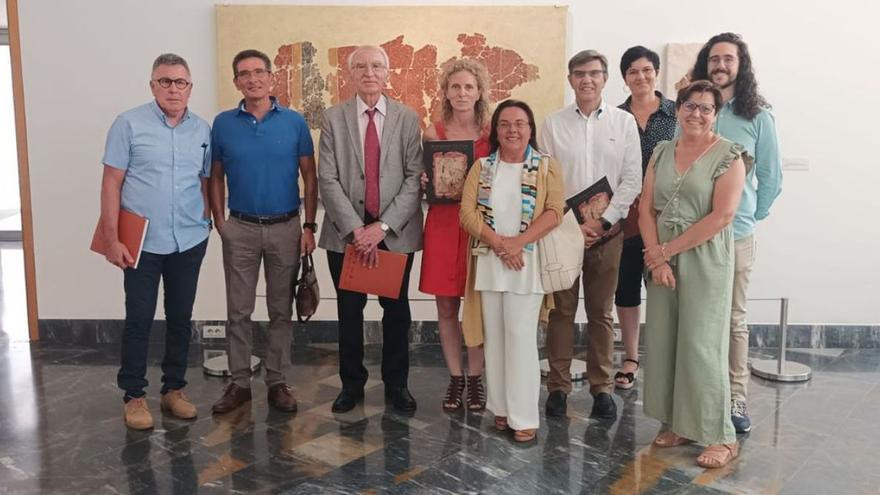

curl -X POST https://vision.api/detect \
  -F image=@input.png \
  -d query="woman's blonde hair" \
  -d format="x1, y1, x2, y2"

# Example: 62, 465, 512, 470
438, 58, 491, 129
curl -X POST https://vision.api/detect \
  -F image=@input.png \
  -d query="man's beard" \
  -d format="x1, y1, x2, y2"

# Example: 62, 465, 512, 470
712, 70, 736, 90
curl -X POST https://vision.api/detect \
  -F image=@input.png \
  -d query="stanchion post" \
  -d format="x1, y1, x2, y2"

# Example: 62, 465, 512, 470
777, 298, 789, 374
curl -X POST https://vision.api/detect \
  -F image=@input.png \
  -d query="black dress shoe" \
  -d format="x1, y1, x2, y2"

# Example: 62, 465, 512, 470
590, 392, 618, 420
331, 389, 364, 413
385, 386, 417, 412
545, 390, 568, 417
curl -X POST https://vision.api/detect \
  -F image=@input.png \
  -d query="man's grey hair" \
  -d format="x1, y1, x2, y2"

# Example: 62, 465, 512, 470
568, 49, 608, 75
347, 45, 390, 71
152, 53, 190, 75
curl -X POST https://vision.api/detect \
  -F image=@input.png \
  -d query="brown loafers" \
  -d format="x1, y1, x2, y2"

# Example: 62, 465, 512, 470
212, 383, 252, 414
268, 383, 298, 413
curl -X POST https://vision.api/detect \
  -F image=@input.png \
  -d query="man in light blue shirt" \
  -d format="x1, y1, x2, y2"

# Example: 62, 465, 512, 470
99, 53, 211, 430
691, 33, 782, 434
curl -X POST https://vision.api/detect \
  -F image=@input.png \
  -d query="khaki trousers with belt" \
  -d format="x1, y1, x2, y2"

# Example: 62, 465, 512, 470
221, 216, 301, 389
545, 233, 623, 396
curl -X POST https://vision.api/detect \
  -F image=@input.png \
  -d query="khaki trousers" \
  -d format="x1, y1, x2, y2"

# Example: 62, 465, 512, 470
729, 235, 756, 402
545, 233, 623, 396
221, 216, 301, 388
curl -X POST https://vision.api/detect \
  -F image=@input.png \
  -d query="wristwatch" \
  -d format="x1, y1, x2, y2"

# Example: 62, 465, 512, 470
303, 222, 318, 233
600, 217, 613, 232
379, 222, 390, 233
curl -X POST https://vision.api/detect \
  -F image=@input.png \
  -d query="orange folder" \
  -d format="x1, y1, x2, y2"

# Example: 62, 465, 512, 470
339, 244, 408, 299
90, 209, 149, 269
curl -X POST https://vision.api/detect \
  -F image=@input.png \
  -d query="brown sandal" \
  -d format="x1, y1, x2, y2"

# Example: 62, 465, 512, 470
494, 416, 509, 431
653, 431, 694, 448
466, 375, 486, 411
442, 375, 465, 411
514, 429, 537, 442
696, 443, 739, 468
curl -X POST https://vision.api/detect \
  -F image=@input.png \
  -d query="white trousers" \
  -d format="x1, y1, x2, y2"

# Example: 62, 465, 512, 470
481, 290, 543, 431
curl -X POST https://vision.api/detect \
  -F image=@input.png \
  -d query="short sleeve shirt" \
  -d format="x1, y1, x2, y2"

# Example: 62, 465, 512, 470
211, 97, 315, 215
618, 91, 677, 176
102, 100, 211, 255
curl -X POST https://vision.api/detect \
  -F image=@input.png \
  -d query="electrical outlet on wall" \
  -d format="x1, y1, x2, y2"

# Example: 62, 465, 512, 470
202, 325, 226, 339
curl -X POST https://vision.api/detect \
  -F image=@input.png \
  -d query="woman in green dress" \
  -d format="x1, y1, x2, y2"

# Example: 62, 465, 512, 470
639, 80, 747, 469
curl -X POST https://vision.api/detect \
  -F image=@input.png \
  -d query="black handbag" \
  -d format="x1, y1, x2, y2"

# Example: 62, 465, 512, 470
294, 254, 319, 322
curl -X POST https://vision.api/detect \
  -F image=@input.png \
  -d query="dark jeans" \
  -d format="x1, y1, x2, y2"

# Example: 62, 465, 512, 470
117, 239, 207, 400
327, 247, 414, 391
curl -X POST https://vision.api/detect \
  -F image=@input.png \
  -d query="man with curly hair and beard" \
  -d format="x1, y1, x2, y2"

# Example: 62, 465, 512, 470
688, 32, 783, 435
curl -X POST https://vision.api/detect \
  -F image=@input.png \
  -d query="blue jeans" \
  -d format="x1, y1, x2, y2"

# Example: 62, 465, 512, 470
117, 239, 207, 400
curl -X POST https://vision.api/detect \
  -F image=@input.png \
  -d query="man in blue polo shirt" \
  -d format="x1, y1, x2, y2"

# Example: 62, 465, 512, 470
99, 53, 211, 430
690, 33, 782, 434
209, 49, 317, 414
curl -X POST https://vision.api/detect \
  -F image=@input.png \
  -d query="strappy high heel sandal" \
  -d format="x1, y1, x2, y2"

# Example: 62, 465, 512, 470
442, 375, 465, 412
466, 375, 486, 411
614, 359, 640, 390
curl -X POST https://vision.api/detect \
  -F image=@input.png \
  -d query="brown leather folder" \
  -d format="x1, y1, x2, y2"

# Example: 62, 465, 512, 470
338, 244, 407, 299
90, 209, 149, 269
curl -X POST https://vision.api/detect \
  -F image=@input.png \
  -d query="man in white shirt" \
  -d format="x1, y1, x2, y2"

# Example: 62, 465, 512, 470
538, 50, 642, 421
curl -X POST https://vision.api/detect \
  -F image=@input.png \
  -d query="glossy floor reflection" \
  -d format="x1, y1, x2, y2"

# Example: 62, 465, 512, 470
0, 343, 878, 494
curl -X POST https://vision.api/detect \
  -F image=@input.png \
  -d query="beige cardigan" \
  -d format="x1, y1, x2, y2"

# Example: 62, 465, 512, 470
459, 154, 566, 347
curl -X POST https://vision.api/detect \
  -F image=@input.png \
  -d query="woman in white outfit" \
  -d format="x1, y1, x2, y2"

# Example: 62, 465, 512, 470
459, 99, 564, 442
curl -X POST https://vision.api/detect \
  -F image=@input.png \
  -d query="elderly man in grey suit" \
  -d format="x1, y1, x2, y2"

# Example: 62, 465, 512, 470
318, 45, 424, 413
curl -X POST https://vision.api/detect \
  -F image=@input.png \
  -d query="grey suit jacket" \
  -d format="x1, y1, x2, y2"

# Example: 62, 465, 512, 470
318, 96, 424, 253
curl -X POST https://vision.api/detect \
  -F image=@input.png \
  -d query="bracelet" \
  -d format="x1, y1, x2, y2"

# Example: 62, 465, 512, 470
660, 243, 671, 262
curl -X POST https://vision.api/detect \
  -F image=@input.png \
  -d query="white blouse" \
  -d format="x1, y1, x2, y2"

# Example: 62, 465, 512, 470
474, 159, 545, 295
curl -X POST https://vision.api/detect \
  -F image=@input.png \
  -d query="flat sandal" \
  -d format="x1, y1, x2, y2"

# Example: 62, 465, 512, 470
514, 429, 537, 442
697, 443, 739, 468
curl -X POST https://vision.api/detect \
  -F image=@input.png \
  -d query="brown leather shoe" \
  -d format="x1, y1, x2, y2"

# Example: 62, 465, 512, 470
267, 383, 298, 413
212, 383, 252, 414
124, 397, 154, 430
161, 389, 197, 419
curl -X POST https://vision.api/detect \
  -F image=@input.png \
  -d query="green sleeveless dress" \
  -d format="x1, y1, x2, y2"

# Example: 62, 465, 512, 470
643, 137, 743, 445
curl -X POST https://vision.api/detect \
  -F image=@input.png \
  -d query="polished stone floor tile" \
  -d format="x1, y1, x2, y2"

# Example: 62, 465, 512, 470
0, 342, 879, 494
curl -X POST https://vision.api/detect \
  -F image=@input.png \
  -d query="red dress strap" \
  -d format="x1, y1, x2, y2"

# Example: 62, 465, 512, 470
434, 121, 448, 140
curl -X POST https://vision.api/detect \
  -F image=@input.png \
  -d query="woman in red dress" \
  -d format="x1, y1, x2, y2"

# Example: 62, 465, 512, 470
420, 58, 492, 411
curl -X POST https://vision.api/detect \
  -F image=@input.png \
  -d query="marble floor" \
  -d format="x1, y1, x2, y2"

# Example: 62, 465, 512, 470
0, 341, 878, 495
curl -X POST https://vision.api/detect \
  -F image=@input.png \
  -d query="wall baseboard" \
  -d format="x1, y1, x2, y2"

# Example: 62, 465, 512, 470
36, 320, 880, 349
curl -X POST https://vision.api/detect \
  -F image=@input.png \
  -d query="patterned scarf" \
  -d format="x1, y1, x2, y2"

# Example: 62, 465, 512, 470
475, 145, 540, 252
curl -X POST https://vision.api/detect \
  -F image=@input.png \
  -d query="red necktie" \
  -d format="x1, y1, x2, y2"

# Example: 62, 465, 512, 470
364, 108, 381, 218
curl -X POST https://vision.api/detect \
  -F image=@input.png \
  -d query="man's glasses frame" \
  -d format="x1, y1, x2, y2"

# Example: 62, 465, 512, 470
154, 78, 191, 90
235, 68, 271, 80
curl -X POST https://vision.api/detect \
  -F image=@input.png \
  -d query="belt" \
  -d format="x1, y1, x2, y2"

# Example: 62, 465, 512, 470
230, 209, 298, 225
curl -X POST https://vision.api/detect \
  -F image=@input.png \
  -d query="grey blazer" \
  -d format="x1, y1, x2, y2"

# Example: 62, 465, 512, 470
317, 96, 424, 253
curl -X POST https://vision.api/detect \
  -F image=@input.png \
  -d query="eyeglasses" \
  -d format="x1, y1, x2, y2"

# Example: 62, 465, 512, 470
571, 69, 606, 80
352, 62, 388, 74
235, 68, 270, 80
625, 67, 656, 78
708, 55, 738, 66
680, 101, 716, 115
498, 121, 529, 131
154, 78, 191, 90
